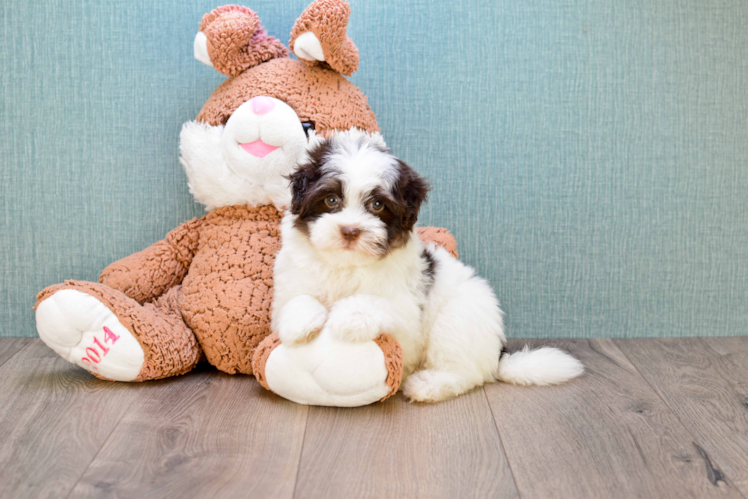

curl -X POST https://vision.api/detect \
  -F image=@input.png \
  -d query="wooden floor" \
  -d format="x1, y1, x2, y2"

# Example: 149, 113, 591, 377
1, 338, 747, 498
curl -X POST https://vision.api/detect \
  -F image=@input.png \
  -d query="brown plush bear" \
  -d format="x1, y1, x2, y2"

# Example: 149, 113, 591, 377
34, 0, 456, 397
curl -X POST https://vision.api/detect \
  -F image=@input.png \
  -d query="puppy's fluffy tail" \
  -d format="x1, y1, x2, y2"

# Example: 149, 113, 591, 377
497, 345, 584, 386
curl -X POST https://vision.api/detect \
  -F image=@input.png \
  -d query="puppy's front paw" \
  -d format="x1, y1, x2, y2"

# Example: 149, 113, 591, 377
327, 295, 386, 343
277, 295, 328, 345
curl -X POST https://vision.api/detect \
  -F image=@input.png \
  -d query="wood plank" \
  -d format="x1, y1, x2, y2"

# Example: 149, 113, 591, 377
70, 368, 308, 498
485, 339, 742, 498
0, 337, 31, 367
616, 337, 748, 496
294, 388, 518, 498
0, 339, 153, 498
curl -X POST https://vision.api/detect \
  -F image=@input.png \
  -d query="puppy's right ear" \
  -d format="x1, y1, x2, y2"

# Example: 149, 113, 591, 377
194, 5, 289, 76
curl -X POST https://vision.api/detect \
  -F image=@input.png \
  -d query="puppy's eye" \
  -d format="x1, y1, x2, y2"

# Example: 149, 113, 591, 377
368, 199, 384, 214
325, 194, 340, 208
301, 121, 315, 138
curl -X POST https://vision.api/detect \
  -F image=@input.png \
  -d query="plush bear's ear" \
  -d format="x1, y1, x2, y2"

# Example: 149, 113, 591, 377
289, 0, 359, 76
194, 5, 289, 77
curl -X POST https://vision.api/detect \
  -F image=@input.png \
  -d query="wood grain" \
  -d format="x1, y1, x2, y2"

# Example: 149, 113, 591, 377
0, 340, 151, 498
485, 339, 742, 498
616, 337, 748, 496
70, 367, 308, 498
0, 337, 30, 367
293, 389, 518, 498
3, 337, 748, 498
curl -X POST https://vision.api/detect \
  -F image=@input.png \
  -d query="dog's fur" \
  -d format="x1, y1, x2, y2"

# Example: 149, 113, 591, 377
272, 129, 584, 402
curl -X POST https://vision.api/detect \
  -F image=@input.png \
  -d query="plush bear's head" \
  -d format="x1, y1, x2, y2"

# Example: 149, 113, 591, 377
180, 0, 379, 211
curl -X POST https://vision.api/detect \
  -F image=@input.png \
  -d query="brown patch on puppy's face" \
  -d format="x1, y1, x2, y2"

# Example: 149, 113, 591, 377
289, 140, 343, 235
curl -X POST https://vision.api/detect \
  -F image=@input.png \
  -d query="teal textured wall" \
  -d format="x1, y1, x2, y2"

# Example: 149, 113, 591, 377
2, 0, 747, 338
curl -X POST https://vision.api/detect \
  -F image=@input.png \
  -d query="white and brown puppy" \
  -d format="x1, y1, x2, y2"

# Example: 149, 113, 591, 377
272, 129, 583, 403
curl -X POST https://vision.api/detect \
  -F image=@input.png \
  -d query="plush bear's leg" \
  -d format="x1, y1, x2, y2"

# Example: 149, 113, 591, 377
252, 331, 403, 406
35, 281, 200, 382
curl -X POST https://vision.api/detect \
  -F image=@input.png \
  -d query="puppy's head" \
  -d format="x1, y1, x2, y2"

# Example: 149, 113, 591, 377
289, 129, 429, 264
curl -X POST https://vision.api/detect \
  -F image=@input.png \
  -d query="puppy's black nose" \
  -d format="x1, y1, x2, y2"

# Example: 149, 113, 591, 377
341, 226, 361, 241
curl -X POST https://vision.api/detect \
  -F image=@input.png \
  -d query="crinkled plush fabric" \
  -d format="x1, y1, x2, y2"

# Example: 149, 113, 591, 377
252, 332, 281, 390
35, 281, 201, 382
197, 58, 377, 135
99, 218, 202, 304
37, 205, 283, 378
200, 5, 289, 77
417, 227, 459, 258
372, 334, 403, 401
179, 205, 282, 374
289, 0, 359, 76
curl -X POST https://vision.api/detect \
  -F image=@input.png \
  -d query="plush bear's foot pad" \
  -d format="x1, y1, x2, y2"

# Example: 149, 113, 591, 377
36, 289, 145, 381
254, 329, 402, 407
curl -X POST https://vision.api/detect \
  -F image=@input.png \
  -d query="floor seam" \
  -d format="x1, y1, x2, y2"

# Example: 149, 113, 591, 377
612, 339, 747, 499
482, 386, 523, 499
291, 405, 311, 499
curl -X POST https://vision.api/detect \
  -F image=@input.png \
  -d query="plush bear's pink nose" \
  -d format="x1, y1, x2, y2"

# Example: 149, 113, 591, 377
251, 96, 275, 115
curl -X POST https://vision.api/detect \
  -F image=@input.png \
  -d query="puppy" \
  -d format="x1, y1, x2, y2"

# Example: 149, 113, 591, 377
272, 129, 583, 403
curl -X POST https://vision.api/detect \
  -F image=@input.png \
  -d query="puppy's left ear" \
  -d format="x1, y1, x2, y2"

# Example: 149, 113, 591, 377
289, 0, 359, 76
395, 160, 430, 231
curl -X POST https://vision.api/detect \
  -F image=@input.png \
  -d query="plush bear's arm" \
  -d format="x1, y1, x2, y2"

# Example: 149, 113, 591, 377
99, 218, 203, 304
417, 227, 458, 258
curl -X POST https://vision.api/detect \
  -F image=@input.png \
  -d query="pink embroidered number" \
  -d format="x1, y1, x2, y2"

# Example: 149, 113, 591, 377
85, 347, 101, 363
103, 326, 120, 344
93, 337, 109, 355
81, 326, 121, 370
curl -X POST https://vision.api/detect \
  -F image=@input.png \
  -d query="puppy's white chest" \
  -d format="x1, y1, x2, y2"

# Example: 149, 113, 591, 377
315, 268, 375, 308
